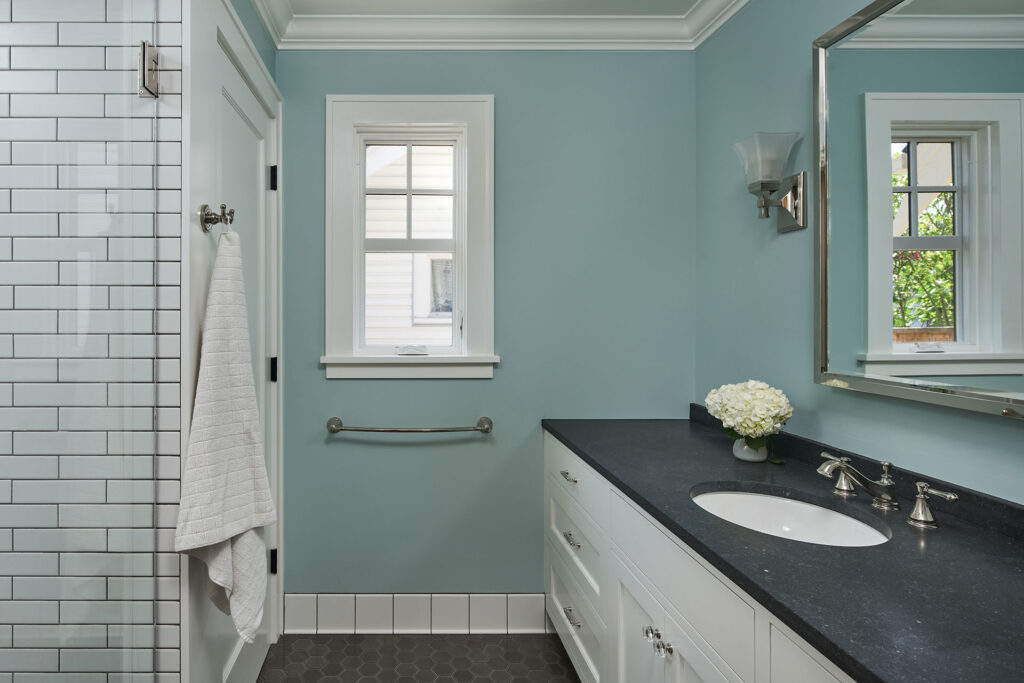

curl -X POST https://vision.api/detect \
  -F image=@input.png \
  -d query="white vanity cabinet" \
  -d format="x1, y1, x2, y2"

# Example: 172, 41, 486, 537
543, 431, 854, 683
612, 551, 730, 683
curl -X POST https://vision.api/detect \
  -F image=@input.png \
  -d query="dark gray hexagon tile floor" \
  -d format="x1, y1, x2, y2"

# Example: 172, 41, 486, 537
257, 633, 582, 683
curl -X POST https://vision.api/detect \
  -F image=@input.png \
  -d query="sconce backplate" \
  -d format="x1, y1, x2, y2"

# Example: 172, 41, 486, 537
776, 171, 806, 233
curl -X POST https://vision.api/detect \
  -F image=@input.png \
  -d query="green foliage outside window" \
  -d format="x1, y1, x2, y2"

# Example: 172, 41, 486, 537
891, 171, 956, 329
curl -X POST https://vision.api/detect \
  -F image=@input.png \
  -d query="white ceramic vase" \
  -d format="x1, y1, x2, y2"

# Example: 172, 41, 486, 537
732, 438, 768, 463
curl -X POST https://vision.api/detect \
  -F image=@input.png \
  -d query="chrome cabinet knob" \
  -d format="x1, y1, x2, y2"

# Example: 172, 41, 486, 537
562, 530, 582, 550
655, 640, 674, 658
559, 470, 578, 484
641, 626, 661, 642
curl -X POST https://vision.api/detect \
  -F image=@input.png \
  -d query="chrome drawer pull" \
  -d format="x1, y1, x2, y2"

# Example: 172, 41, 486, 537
563, 606, 582, 629
562, 530, 582, 550
559, 470, 579, 484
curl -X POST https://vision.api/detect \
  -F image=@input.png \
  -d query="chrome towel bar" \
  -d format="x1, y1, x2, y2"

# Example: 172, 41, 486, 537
326, 416, 493, 435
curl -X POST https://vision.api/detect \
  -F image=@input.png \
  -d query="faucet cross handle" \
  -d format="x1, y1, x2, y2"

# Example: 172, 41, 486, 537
908, 481, 958, 529
879, 462, 894, 485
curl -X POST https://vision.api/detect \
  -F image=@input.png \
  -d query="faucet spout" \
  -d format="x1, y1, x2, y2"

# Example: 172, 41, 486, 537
818, 452, 900, 511
816, 459, 842, 477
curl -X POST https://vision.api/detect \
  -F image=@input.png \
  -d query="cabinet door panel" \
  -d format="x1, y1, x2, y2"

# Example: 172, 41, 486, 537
662, 611, 732, 683
612, 552, 665, 683
770, 625, 842, 683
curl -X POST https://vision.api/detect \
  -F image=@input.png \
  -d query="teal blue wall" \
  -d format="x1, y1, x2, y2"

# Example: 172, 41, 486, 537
227, 0, 276, 76
827, 48, 1024, 375
695, 0, 1024, 504
277, 51, 696, 592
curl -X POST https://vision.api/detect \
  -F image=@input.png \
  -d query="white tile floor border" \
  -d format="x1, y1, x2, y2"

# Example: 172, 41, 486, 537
285, 593, 552, 635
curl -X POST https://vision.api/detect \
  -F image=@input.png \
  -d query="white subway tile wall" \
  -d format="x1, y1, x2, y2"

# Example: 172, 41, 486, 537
0, 0, 182, 678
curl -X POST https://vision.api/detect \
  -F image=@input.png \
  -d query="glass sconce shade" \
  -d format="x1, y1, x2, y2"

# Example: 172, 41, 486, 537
733, 132, 800, 186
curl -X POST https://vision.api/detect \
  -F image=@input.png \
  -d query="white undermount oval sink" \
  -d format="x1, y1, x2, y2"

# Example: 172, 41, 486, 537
692, 489, 890, 547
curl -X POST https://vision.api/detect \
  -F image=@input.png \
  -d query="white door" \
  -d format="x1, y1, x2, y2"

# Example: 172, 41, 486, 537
186, 1, 282, 681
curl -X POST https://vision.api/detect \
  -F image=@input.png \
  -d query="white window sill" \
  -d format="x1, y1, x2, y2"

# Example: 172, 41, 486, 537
320, 354, 500, 379
858, 351, 1024, 376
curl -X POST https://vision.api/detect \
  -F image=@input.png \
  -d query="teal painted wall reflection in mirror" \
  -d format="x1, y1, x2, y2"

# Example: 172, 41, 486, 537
816, 0, 1024, 417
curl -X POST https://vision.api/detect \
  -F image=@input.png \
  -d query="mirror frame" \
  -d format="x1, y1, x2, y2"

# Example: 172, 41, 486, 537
812, 0, 1024, 421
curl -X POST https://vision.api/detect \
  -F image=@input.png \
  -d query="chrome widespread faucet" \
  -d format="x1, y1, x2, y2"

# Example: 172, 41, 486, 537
817, 452, 900, 511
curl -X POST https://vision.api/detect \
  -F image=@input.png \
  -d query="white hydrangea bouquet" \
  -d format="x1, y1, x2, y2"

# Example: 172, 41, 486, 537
704, 380, 793, 463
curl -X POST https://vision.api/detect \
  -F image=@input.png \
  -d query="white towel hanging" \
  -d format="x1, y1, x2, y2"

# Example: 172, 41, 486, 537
175, 229, 276, 643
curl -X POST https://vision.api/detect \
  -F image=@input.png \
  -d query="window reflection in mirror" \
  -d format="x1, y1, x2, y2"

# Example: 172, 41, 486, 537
820, 0, 1024, 403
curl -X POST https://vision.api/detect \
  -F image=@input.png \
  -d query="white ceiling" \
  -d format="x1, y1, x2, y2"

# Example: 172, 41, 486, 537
251, 0, 748, 49
288, 0, 702, 17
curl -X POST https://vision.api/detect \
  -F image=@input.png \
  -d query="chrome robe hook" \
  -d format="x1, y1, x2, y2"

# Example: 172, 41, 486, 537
200, 204, 235, 232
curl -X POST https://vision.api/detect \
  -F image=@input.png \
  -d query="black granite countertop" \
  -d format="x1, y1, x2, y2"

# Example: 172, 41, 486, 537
541, 416, 1024, 683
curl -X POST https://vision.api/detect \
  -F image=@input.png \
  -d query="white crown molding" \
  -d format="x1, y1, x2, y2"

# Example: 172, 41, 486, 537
682, 0, 748, 46
251, 0, 292, 44
251, 0, 748, 50
843, 15, 1024, 49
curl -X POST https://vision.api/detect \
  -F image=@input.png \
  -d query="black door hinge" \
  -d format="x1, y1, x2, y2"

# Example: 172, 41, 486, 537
269, 165, 278, 191
269, 356, 278, 382
269, 548, 278, 574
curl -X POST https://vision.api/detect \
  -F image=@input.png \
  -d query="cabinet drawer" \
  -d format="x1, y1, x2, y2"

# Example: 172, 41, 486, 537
544, 431, 610, 529
546, 480, 603, 604
610, 492, 755, 683
546, 540, 604, 683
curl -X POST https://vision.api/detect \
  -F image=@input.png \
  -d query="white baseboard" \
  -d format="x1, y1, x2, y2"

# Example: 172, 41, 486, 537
283, 593, 552, 635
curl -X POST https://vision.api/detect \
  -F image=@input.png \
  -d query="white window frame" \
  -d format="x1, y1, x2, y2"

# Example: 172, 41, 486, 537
861, 93, 1024, 376
323, 95, 497, 379
357, 129, 463, 356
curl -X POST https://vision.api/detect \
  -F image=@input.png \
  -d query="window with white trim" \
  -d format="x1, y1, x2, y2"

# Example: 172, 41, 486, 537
862, 93, 1024, 376
323, 96, 497, 379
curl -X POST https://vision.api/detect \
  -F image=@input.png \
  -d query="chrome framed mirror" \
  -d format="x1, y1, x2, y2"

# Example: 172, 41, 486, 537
814, 0, 1024, 420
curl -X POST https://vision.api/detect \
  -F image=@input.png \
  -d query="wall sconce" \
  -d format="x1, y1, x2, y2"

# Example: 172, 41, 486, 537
733, 132, 806, 233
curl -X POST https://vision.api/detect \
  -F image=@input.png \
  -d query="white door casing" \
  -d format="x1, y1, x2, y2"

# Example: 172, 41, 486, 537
183, 1, 283, 682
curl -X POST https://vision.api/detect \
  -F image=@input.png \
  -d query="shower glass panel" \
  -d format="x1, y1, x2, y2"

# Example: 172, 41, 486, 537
1, 5, 166, 677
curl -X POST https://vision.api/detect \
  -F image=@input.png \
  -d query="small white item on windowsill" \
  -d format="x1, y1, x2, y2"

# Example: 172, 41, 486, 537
705, 380, 793, 464
396, 345, 429, 356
